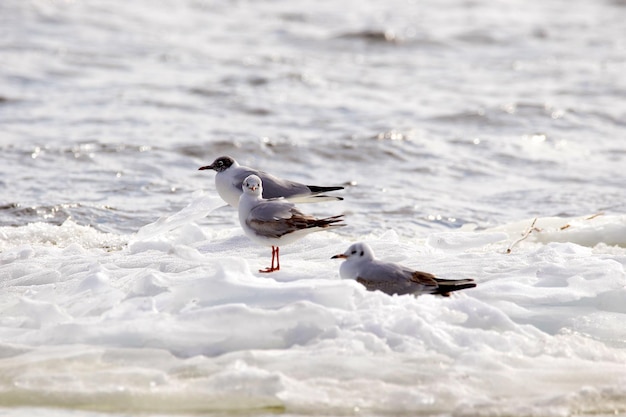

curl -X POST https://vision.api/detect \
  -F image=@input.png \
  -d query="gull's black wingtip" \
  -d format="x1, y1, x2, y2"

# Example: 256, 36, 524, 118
307, 185, 345, 193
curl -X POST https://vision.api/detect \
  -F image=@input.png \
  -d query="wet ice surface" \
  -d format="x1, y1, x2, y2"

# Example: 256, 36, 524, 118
1, 0, 626, 415
1, 205, 625, 416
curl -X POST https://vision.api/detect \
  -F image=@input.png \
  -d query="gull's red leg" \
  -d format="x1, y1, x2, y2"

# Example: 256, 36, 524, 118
260, 246, 279, 273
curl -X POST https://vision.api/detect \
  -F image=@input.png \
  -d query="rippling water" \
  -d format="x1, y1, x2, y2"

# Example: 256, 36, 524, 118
3, 0, 625, 234
1, 0, 626, 416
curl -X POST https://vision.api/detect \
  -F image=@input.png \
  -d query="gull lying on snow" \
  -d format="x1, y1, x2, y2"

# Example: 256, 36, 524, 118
239, 174, 346, 273
332, 242, 476, 296
199, 156, 344, 207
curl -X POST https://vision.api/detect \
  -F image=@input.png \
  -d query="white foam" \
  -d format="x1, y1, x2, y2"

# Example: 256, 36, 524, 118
0, 219, 127, 252
1, 206, 625, 415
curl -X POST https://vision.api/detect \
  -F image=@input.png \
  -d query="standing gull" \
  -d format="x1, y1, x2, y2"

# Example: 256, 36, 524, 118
332, 242, 476, 296
199, 156, 344, 207
239, 174, 345, 273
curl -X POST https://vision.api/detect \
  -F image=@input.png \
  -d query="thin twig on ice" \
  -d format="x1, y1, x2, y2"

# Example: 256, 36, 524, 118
506, 217, 540, 254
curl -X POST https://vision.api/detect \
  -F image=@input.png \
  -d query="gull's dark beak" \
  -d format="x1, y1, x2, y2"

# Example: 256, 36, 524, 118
331, 254, 347, 259
198, 164, 214, 171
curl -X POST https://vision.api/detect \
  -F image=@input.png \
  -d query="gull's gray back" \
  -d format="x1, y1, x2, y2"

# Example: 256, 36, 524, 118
245, 200, 303, 238
356, 260, 438, 296
233, 168, 310, 199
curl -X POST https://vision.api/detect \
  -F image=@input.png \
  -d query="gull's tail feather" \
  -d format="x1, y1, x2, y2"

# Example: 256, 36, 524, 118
287, 194, 344, 204
312, 214, 346, 229
432, 278, 476, 297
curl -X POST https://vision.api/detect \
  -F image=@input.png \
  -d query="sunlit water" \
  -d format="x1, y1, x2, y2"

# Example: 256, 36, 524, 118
1, 0, 626, 416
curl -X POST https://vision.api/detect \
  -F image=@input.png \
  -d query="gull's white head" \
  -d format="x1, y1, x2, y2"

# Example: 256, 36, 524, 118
331, 242, 375, 263
242, 174, 263, 196
331, 242, 375, 280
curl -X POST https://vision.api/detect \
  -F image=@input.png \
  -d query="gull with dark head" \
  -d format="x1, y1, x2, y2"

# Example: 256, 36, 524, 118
199, 156, 344, 207
332, 242, 476, 296
239, 174, 346, 273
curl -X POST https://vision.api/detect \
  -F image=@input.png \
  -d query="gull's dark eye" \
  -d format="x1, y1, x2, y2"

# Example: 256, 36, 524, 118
351, 250, 357, 255
359, 251, 364, 256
